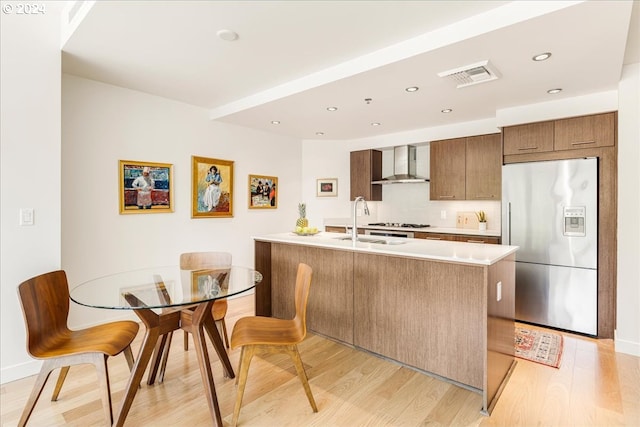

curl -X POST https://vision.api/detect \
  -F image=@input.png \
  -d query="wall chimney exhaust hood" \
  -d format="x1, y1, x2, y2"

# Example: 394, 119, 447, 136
371, 145, 429, 184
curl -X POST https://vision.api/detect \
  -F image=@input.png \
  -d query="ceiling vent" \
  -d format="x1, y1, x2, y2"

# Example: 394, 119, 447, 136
438, 60, 501, 88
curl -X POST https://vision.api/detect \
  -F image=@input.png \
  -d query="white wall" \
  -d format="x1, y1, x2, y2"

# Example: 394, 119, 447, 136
62, 75, 303, 328
616, 62, 640, 356
0, 3, 63, 383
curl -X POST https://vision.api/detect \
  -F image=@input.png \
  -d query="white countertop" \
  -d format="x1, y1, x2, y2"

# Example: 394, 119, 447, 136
254, 232, 517, 266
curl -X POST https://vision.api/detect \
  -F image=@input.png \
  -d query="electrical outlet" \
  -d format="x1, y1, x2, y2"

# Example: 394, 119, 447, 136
496, 281, 502, 301
440, 210, 447, 219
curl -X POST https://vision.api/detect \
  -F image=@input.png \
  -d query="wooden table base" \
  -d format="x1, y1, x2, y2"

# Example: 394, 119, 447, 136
114, 301, 234, 427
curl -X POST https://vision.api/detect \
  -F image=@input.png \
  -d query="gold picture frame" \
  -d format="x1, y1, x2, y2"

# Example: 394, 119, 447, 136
316, 178, 338, 197
119, 160, 174, 214
192, 156, 234, 218
248, 174, 278, 209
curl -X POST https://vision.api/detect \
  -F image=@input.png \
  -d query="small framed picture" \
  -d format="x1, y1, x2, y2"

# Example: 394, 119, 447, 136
248, 174, 278, 209
317, 178, 338, 197
119, 160, 174, 214
192, 156, 234, 218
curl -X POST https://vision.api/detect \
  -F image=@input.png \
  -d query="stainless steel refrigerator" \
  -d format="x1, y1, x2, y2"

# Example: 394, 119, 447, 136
502, 158, 597, 336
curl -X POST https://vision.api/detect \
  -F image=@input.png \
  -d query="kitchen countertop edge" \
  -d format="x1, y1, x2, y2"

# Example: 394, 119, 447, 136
254, 232, 517, 266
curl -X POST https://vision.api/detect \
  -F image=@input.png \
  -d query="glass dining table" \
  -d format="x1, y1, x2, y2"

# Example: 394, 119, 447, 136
70, 265, 262, 427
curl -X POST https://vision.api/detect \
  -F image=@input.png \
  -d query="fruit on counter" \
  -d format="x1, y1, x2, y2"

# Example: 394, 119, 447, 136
296, 203, 309, 228
295, 225, 318, 234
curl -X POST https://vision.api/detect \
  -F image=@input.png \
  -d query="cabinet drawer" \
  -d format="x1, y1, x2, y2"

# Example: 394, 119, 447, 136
414, 232, 457, 241
454, 235, 500, 244
414, 232, 500, 244
554, 112, 615, 150
325, 226, 346, 233
503, 121, 554, 155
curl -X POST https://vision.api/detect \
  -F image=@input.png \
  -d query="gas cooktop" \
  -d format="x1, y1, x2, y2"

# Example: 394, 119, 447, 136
368, 223, 430, 228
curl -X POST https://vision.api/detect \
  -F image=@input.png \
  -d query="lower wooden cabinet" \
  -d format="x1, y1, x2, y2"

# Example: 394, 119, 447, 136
325, 226, 346, 233
414, 232, 500, 244
270, 243, 354, 344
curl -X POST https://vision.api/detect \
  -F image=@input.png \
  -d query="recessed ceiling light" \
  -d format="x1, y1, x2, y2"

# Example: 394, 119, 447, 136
532, 52, 552, 61
315, 132, 325, 136
271, 120, 280, 125
216, 29, 239, 41
405, 86, 419, 92
441, 108, 453, 113
371, 122, 381, 126
547, 88, 562, 94
326, 107, 338, 111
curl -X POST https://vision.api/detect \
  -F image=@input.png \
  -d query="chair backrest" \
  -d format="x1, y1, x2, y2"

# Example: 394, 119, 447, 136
180, 251, 232, 269
292, 263, 313, 336
17, 270, 71, 357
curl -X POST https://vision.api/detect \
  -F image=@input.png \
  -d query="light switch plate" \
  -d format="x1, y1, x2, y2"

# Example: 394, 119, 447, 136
20, 208, 34, 226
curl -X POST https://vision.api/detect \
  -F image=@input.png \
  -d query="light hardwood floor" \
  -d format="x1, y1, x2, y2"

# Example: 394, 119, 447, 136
2, 295, 639, 426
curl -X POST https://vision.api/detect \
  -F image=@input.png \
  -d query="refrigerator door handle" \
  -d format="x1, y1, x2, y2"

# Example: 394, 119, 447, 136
503, 202, 511, 246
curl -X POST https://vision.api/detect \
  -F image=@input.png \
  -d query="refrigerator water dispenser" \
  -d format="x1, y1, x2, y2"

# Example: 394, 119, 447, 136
563, 206, 586, 237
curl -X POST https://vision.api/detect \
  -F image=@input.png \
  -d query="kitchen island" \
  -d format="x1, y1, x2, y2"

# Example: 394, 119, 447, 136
254, 232, 518, 415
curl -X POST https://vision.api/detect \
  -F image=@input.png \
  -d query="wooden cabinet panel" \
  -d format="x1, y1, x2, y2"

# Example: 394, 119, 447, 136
324, 226, 346, 233
354, 253, 485, 389
429, 138, 466, 200
414, 232, 456, 241
503, 121, 554, 155
271, 243, 354, 344
466, 134, 502, 200
454, 235, 500, 244
350, 149, 382, 201
554, 112, 615, 150
414, 232, 500, 244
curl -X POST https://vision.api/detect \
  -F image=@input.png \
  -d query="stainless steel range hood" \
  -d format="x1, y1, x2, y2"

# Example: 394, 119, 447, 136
371, 145, 429, 184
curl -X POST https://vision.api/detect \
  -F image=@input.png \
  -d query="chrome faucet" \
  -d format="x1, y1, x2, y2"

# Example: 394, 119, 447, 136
352, 196, 370, 243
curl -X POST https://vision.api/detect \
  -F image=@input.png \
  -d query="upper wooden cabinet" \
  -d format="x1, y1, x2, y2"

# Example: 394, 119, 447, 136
503, 112, 616, 159
430, 134, 501, 201
350, 149, 382, 201
466, 134, 502, 200
429, 138, 466, 200
503, 121, 554, 155
554, 112, 615, 150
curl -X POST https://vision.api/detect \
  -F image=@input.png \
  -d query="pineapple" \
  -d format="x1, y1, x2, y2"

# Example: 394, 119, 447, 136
296, 203, 308, 228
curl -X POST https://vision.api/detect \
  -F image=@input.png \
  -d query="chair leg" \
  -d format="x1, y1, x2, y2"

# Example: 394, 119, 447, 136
147, 333, 169, 385
183, 330, 189, 350
50, 366, 70, 401
157, 329, 174, 383
232, 345, 257, 427
123, 345, 135, 371
92, 353, 113, 426
18, 360, 56, 427
288, 345, 318, 412
216, 318, 230, 349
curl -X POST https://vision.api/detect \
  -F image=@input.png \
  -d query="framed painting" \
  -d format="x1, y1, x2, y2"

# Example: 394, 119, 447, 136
316, 178, 338, 197
248, 174, 277, 209
192, 155, 234, 218
119, 160, 174, 214
191, 268, 230, 299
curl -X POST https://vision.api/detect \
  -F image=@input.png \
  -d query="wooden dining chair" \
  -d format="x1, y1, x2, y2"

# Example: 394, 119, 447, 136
152, 251, 232, 383
230, 262, 317, 426
17, 270, 139, 427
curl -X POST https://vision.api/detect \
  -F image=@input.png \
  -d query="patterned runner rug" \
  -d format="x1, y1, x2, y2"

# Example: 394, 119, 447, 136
515, 326, 564, 368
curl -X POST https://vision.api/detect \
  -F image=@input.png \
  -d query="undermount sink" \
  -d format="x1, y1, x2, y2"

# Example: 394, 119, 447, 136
334, 236, 406, 245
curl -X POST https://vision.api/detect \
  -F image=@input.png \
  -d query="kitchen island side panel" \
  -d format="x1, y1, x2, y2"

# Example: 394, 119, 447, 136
254, 240, 272, 316
354, 252, 485, 389
271, 243, 354, 344
485, 253, 516, 412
